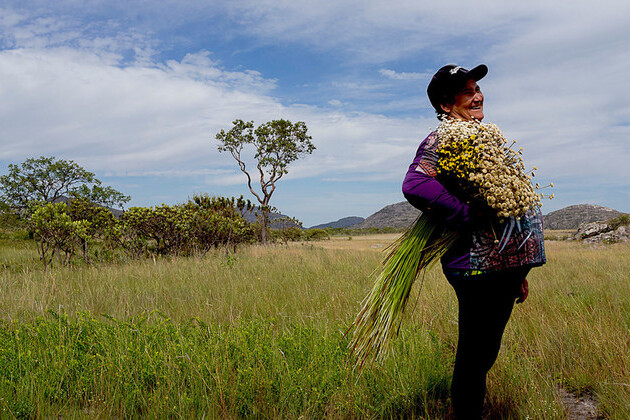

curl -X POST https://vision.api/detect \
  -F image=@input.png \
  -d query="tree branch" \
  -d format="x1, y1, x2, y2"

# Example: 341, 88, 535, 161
232, 148, 263, 205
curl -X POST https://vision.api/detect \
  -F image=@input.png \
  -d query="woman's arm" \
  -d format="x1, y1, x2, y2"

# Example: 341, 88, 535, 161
516, 278, 529, 303
402, 132, 472, 230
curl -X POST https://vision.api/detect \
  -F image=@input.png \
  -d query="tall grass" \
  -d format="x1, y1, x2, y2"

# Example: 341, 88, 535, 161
0, 238, 629, 418
1, 244, 378, 326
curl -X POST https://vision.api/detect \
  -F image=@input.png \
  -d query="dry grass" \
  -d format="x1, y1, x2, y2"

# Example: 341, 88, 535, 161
301, 229, 577, 250
294, 233, 402, 251
544, 229, 577, 241
0, 236, 628, 417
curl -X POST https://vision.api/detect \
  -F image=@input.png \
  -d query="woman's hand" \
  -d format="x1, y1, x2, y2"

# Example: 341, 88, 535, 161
516, 278, 529, 304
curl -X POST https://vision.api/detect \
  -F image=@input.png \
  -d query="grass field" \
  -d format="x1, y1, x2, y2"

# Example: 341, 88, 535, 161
0, 235, 629, 418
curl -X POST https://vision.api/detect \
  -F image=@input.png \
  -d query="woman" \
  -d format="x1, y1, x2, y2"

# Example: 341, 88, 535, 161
402, 64, 546, 419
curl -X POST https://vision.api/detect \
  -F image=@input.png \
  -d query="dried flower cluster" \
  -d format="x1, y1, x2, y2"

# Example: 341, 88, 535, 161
436, 118, 545, 219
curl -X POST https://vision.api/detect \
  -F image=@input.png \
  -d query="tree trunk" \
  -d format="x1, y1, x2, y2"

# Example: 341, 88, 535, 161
82, 238, 89, 264
260, 206, 269, 244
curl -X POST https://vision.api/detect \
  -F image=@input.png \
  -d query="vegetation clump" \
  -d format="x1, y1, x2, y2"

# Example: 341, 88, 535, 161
436, 118, 549, 218
23, 195, 259, 268
325, 226, 402, 237
608, 214, 630, 230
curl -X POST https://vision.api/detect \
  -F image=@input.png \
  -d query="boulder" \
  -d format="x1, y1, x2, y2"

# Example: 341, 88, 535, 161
576, 221, 630, 243
575, 222, 611, 240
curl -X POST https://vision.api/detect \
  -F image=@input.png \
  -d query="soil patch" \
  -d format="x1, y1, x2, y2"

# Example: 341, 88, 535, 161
557, 387, 599, 419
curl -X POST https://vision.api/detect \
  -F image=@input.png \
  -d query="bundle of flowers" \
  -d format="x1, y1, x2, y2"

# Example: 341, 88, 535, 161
436, 118, 544, 219
348, 118, 550, 368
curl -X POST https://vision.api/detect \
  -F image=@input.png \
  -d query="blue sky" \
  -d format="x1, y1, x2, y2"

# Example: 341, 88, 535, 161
1, 1, 629, 226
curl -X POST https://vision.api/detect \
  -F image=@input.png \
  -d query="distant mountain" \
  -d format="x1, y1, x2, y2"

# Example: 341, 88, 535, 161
543, 204, 624, 230
53, 195, 125, 218
353, 201, 420, 229
343, 201, 626, 231
308, 216, 365, 230
240, 208, 301, 229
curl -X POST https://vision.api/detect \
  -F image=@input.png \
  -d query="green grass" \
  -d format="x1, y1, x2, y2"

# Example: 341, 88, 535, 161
0, 238, 629, 418
0, 313, 453, 418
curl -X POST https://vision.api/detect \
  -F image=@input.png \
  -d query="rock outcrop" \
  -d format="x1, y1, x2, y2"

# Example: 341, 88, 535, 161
575, 220, 630, 243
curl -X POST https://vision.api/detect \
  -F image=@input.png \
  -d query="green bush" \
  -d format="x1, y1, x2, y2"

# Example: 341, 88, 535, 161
29, 202, 89, 268
117, 196, 257, 257
608, 214, 630, 230
303, 228, 330, 241
271, 226, 304, 243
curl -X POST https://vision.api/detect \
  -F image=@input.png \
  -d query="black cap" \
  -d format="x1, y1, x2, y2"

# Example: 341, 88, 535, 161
427, 64, 488, 113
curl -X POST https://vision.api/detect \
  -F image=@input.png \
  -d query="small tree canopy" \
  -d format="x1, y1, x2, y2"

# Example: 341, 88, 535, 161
29, 202, 90, 268
70, 184, 131, 209
0, 156, 130, 208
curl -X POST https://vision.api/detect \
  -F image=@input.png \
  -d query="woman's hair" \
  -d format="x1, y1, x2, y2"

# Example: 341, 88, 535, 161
432, 78, 468, 118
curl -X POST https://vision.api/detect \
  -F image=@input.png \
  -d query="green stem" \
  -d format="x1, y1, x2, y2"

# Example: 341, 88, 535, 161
348, 213, 457, 369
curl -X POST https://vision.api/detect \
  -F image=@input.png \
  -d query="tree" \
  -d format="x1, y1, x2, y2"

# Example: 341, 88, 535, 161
67, 197, 117, 263
215, 119, 315, 243
182, 194, 257, 253
0, 200, 25, 231
0, 156, 130, 209
29, 202, 90, 269
271, 214, 304, 245
70, 184, 131, 209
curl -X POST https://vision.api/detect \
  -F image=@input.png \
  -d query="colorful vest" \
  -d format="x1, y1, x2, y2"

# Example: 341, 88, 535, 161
402, 131, 546, 272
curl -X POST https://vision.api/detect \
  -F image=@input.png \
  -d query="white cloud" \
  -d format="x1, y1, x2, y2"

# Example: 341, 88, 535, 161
164, 51, 276, 93
122, 168, 235, 177
379, 69, 427, 81
216, 1, 542, 63
1, 0, 630, 222
0, 47, 275, 171
204, 172, 247, 187
0, 43, 430, 191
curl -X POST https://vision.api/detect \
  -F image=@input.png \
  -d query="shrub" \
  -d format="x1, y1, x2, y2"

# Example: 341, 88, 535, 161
117, 195, 257, 257
29, 202, 89, 268
608, 214, 630, 230
303, 228, 330, 241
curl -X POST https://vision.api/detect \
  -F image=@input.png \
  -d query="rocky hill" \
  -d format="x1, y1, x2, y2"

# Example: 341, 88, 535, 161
352, 201, 420, 229
543, 204, 624, 230
309, 216, 365, 229
331, 202, 626, 231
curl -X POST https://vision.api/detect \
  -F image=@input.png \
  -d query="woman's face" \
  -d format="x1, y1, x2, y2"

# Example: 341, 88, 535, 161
441, 79, 484, 121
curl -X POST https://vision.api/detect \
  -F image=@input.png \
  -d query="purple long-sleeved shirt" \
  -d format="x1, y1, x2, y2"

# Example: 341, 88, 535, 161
402, 131, 472, 230
402, 131, 546, 273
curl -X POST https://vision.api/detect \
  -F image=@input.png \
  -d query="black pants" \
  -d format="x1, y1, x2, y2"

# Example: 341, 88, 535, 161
445, 267, 530, 420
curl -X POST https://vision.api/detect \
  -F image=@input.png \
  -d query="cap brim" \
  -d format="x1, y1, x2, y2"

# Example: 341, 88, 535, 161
468, 64, 488, 81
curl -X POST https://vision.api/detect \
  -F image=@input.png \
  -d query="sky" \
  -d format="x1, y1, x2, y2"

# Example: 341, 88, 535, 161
1, 0, 629, 227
